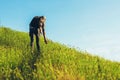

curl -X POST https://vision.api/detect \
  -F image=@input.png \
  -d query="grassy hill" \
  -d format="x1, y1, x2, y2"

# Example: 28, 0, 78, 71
0, 27, 120, 80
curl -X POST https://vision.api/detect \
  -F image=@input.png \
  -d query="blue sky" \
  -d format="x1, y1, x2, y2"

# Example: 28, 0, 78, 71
0, 0, 120, 62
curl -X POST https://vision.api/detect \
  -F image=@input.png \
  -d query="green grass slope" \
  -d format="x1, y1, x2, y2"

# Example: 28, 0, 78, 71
0, 27, 120, 80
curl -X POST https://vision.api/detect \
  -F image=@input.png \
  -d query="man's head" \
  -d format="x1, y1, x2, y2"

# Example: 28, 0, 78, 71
39, 16, 46, 23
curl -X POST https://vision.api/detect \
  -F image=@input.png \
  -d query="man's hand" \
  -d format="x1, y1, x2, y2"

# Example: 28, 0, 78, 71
44, 39, 47, 44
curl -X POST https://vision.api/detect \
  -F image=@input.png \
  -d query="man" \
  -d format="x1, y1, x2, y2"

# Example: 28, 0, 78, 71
29, 16, 47, 53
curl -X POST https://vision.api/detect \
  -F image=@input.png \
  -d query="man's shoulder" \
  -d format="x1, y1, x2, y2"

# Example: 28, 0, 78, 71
34, 16, 39, 18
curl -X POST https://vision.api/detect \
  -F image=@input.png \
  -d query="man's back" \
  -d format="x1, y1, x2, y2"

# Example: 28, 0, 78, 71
30, 16, 40, 28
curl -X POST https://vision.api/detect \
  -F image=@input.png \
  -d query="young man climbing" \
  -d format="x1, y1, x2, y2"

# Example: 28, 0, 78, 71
29, 16, 47, 53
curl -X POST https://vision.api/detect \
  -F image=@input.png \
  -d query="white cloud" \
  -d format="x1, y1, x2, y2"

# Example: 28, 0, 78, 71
87, 46, 120, 62
73, 33, 120, 62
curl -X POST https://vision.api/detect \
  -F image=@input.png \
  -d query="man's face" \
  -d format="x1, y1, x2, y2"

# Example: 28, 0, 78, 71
40, 18, 46, 23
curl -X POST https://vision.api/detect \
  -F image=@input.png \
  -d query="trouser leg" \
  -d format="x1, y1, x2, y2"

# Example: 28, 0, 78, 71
30, 33, 34, 52
35, 34, 40, 52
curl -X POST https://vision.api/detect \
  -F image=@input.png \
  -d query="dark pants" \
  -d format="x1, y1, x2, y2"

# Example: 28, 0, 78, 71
29, 28, 40, 52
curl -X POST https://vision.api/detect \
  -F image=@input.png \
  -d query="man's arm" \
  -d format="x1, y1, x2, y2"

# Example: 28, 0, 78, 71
42, 24, 47, 44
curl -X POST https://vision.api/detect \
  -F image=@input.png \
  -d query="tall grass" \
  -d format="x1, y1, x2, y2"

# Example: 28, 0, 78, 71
0, 27, 120, 80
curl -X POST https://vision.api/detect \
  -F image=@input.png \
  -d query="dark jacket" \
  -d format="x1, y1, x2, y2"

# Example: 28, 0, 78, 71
29, 16, 40, 29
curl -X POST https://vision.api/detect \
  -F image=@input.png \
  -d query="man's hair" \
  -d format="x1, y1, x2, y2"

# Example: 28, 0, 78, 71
40, 16, 46, 20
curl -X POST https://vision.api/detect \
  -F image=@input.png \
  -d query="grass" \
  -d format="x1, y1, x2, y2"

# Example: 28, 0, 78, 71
0, 26, 120, 80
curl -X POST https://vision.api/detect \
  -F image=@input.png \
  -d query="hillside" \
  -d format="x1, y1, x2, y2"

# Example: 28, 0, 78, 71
0, 27, 120, 80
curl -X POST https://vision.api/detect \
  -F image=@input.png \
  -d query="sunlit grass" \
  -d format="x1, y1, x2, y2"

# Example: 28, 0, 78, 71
0, 26, 120, 80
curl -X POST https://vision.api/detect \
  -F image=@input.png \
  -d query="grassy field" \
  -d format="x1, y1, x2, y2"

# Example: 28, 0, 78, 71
0, 27, 120, 80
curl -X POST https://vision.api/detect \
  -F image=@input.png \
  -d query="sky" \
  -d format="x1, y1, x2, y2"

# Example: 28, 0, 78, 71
0, 0, 120, 62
